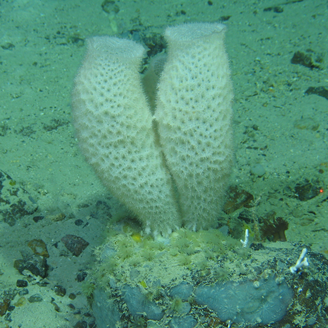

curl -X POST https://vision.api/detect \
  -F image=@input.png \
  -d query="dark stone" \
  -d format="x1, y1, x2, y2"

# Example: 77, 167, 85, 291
1, 42, 15, 50
101, 0, 119, 14
305, 86, 328, 100
68, 303, 76, 310
0, 122, 9, 136
32, 215, 45, 223
75, 219, 84, 226
7, 305, 15, 312
219, 15, 231, 21
51, 298, 61, 312
18, 289, 29, 296
69, 293, 77, 300
263, 5, 283, 13
76, 271, 87, 282
89, 321, 97, 328
250, 243, 265, 251
54, 285, 66, 297
16, 280, 28, 287
74, 321, 88, 328
141, 33, 166, 59
42, 118, 69, 132
28, 294, 43, 303
37, 280, 49, 287
61, 234, 89, 257
14, 252, 48, 278
291, 51, 320, 69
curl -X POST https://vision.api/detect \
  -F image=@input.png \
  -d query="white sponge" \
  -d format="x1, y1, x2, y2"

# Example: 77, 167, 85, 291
72, 36, 181, 236
155, 23, 233, 230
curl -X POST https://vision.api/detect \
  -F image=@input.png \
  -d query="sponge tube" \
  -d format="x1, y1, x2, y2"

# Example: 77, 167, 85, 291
155, 23, 233, 230
72, 36, 181, 236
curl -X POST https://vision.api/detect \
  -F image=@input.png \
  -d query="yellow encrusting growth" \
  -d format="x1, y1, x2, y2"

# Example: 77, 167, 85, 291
132, 233, 142, 243
92, 227, 241, 290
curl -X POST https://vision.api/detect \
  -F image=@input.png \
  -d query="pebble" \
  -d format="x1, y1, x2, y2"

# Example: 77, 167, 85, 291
250, 164, 266, 177
28, 294, 43, 303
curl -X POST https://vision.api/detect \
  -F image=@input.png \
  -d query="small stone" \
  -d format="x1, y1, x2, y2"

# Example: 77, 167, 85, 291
291, 51, 320, 69
74, 321, 88, 328
18, 289, 29, 296
69, 293, 76, 300
51, 301, 61, 312
27, 239, 49, 258
75, 219, 84, 226
32, 215, 44, 223
54, 285, 66, 297
16, 279, 28, 287
1, 42, 15, 50
68, 303, 76, 310
28, 294, 43, 303
0, 299, 10, 316
89, 321, 96, 328
250, 243, 265, 251
76, 271, 87, 282
61, 235, 89, 257
101, 0, 120, 14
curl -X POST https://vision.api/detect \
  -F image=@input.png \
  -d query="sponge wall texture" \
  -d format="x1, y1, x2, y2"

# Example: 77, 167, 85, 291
72, 36, 181, 236
155, 23, 233, 230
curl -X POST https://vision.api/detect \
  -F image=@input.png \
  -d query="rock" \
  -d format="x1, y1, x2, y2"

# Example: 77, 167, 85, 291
61, 234, 89, 257
14, 251, 48, 278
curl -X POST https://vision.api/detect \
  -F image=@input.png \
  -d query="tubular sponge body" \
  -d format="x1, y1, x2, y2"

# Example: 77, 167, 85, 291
72, 36, 181, 236
155, 23, 233, 230
72, 23, 233, 236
